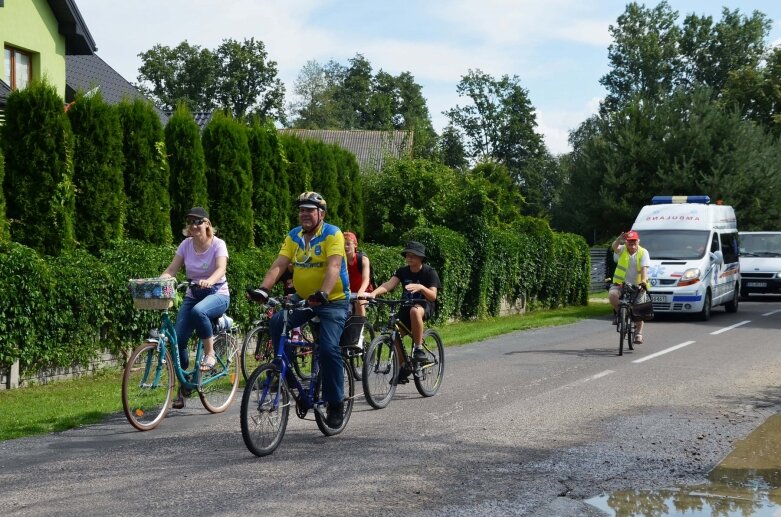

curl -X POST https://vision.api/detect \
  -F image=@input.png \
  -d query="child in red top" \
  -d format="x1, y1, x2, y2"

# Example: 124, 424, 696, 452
344, 231, 372, 316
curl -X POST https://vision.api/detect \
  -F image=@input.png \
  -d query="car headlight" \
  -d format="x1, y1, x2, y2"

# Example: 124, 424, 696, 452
678, 268, 701, 286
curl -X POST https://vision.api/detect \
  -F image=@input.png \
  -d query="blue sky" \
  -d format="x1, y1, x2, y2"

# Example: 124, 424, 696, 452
75, 0, 781, 155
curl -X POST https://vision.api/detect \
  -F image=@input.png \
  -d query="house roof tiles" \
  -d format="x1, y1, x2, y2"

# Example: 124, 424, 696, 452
66, 54, 167, 124
277, 129, 413, 171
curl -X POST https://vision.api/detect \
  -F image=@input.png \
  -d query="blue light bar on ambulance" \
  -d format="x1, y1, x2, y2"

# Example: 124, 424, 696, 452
651, 195, 710, 205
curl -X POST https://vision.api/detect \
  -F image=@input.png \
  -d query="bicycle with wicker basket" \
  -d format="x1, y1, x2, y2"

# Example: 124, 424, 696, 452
121, 277, 241, 431
615, 283, 653, 356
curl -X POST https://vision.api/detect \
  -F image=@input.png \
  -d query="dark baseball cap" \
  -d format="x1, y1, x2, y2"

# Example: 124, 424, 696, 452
186, 207, 209, 220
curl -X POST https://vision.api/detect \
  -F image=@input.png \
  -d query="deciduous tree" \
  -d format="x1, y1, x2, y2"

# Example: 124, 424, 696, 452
137, 38, 285, 121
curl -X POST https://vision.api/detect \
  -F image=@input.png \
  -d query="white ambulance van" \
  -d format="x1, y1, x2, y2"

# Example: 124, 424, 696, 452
631, 195, 740, 320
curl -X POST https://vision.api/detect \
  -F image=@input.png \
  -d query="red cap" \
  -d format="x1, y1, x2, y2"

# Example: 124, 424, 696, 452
625, 230, 640, 241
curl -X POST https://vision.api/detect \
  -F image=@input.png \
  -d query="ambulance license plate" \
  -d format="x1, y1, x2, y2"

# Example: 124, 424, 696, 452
746, 281, 767, 288
651, 295, 667, 303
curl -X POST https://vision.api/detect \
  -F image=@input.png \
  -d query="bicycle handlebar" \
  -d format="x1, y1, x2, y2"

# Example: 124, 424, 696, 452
357, 296, 422, 308
261, 295, 310, 312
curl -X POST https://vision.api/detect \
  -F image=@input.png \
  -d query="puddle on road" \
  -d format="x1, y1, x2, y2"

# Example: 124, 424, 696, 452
586, 413, 781, 516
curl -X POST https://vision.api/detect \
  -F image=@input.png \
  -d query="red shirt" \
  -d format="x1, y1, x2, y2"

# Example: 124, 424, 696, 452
346, 253, 373, 293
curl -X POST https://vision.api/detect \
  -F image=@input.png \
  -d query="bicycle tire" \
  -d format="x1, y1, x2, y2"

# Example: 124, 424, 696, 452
618, 305, 627, 356
414, 329, 444, 397
122, 342, 174, 431
199, 332, 240, 413
240, 324, 273, 382
362, 334, 398, 409
347, 321, 374, 382
240, 364, 290, 457
627, 317, 635, 351
314, 360, 354, 436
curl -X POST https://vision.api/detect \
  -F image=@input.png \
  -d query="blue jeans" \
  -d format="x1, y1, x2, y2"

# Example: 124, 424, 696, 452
174, 294, 230, 369
270, 299, 349, 404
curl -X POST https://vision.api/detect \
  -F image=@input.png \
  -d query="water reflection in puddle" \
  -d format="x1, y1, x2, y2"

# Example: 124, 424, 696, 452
586, 414, 781, 516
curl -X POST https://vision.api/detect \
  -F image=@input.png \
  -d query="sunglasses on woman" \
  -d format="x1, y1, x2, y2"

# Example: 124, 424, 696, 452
187, 218, 205, 226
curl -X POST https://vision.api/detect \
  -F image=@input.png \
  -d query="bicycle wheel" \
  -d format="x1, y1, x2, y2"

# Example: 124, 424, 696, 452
122, 342, 174, 431
362, 334, 398, 409
314, 360, 354, 436
199, 333, 240, 413
414, 329, 445, 397
347, 322, 374, 382
241, 324, 273, 382
627, 317, 635, 351
618, 305, 627, 356
292, 322, 315, 380
240, 364, 290, 457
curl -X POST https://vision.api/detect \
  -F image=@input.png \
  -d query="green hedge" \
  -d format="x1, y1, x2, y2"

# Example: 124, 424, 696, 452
1, 228, 589, 376
0, 148, 7, 242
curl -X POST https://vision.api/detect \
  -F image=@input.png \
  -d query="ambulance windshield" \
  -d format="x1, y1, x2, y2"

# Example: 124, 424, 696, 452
636, 230, 710, 260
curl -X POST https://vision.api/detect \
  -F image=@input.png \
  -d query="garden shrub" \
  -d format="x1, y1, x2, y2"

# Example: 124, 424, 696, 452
117, 99, 172, 245
248, 119, 289, 247
0, 148, 7, 242
165, 105, 208, 238
202, 112, 254, 251
1, 80, 75, 255
68, 92, 125, 253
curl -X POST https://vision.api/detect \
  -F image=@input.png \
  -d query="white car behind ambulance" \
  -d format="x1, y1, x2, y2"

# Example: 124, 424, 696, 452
631, 195, 740, 320
739, 231, 781, 297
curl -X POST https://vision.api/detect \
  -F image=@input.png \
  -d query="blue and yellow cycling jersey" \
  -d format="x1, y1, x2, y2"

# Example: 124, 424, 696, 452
279, 223, 349, 301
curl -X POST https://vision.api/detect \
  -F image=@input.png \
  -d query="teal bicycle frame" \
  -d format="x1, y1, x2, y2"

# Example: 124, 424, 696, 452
122, 281, 240, 431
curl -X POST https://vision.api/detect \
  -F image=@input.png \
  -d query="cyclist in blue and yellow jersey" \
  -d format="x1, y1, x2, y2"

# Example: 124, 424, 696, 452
250, 192, 350, 428
608, 230, 650, 344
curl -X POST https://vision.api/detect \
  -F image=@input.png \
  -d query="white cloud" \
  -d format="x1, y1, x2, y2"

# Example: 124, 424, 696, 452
553, 19, 613, 47
536, 96, 603, 155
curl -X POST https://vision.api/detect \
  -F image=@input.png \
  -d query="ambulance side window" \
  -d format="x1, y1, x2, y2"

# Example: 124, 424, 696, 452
720, 232, 739, 263
710, 234, 720, 253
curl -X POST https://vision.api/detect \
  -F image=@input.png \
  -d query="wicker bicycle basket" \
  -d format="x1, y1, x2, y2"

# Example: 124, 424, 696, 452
128, 277, 176, 310
630, 292, 655, 321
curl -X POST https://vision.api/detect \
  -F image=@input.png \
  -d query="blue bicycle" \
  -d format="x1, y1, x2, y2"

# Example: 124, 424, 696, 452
240, 295, 354, 457
122, 279, 240, 431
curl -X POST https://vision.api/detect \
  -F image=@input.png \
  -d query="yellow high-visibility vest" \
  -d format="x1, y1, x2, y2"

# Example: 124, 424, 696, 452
612, 246, 646, 284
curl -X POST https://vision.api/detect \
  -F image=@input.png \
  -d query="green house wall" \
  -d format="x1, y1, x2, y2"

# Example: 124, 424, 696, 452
0, 0, 67, 98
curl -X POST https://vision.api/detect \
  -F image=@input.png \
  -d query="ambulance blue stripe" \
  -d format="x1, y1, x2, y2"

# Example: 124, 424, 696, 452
672, 295, 703, 302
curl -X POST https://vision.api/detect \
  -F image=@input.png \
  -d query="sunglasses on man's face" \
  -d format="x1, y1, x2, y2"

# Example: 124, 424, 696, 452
187, 218, 205, 226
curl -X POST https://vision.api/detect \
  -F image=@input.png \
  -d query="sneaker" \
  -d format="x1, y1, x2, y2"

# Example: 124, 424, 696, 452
326, 401, 344, 428
413, 347, 427, 362
396, 365, 411, 385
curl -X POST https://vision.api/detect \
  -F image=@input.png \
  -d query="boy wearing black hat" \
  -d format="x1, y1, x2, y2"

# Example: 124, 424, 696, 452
367, 241, 441, 381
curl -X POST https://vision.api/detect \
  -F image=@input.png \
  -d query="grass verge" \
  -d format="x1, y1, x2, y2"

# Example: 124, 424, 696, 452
0, 298, 611, 441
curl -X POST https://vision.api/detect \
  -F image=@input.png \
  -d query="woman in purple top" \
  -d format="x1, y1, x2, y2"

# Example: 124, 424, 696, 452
160, 207, 230, 408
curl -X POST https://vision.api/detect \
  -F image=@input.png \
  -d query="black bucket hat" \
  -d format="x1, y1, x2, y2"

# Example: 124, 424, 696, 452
401, 241, 426, 260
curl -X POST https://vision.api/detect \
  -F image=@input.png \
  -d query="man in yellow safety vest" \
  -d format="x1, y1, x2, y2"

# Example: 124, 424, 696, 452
609, 230, 650, 344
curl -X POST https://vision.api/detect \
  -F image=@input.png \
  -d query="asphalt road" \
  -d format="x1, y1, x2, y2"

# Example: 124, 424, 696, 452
2, 296, 780, 516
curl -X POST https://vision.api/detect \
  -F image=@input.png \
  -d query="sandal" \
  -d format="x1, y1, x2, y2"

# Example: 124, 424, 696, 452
199, 353, 217, 371
634, 334, 644, 344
